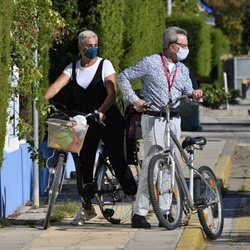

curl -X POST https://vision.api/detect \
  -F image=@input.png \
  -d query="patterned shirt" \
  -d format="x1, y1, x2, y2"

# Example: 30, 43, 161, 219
117, 53, 193, 110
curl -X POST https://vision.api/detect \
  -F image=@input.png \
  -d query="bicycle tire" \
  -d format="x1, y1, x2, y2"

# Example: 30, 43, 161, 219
95, 163, 134, 224
194, 165, 224, 240
148, 154, 183, 230
43, 153, 65, 230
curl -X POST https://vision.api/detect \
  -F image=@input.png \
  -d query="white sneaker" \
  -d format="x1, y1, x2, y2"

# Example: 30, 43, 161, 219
71, 205, 97, 225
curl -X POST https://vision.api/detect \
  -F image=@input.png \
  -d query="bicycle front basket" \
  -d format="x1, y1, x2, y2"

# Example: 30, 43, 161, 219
47, 118, 89, 153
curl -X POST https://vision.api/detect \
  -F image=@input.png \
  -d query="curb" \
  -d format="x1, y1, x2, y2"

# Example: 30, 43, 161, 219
213, 139, 236, 189
176, 139, 235, 250
176, 214, 205, 250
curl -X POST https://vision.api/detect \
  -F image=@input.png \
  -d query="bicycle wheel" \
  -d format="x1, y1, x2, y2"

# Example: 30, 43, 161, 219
194, 165, 224, 240
95, 163, 134, 224
148, 154, 183, 230
43, 153, 66, 230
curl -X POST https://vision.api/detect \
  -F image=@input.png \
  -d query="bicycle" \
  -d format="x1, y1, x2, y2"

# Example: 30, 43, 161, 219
146, 95, 224, 240
43, 104, 134, 229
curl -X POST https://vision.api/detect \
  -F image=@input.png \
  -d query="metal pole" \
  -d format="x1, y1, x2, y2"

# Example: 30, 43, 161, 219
223, 72, 229, 110
167, 0, 172, 16
32, 98, 39, 207
32, 4, 39, 208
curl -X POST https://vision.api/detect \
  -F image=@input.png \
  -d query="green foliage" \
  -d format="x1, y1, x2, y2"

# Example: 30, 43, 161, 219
120, 0, 166, 101
166, 16, 212, 78
86, 0, 126, 107
210, 28, 230, 81
121, 0, 166, 69
172, 0, 201, 15
203, 0, 248, 54
50, 201, 79, 222
10, 0, 66, 162
0, 218, 12, 228
200, 83, 230, 109
0, 1, 13, 167
82, 0, 126, 71
49, 0, 83, 81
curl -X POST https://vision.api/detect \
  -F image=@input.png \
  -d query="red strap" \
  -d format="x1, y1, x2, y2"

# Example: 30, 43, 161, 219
160, 54, 177, 92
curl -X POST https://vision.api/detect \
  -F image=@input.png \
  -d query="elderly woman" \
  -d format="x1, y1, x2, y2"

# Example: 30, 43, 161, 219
44, 30, 137, 225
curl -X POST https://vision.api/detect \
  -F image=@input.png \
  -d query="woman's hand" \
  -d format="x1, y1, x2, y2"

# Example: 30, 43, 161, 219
98, 111, 106, 121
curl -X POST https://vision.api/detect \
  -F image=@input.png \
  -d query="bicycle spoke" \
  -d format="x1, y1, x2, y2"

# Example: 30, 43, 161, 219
148, 154, 183, 230
195, 166, 224, 240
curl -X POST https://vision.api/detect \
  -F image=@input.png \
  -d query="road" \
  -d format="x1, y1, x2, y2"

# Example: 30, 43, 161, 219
200, 121, 250, 249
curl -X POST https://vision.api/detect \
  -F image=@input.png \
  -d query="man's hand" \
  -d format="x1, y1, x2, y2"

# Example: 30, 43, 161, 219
192, 89, 203, 100
133, 99, 148, 112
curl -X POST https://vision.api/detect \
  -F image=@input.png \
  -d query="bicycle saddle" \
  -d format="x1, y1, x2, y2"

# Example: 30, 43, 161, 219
182, 136, 207, 149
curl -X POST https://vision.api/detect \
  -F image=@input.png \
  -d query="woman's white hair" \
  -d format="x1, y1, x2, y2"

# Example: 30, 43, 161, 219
78, 30, 98, 45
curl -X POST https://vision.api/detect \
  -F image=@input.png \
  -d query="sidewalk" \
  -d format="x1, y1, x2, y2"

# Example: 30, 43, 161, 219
0, 138, 234, 250
1, 100, 248, 250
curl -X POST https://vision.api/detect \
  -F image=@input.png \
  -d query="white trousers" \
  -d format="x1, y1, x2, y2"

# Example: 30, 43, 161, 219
133, 114, 181, 216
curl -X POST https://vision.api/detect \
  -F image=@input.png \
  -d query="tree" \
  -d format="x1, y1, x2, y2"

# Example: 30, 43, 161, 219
202, 0, 248, 54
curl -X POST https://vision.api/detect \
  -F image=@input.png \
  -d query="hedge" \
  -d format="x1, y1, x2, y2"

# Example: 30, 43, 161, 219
0, 1, 13, 166
210, 28, 229, 82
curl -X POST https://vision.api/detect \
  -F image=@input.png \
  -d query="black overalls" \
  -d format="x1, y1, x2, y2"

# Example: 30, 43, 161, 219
69, 59, 137, 203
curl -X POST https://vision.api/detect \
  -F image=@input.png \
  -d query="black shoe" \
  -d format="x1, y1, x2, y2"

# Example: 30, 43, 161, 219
131, 214, 151, 228
159, 214, 174, 227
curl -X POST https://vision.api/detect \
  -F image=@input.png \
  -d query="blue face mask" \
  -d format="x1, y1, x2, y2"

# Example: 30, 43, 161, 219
84, 47, 98, 59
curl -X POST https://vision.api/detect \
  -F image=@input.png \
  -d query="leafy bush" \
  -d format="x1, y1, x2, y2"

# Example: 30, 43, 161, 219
201, 83, 230, 109
210, 28, 230, 82
0, 1, 13, 167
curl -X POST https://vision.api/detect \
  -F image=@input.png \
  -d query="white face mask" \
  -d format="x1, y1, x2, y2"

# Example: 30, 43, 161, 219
176, 47, 189, 61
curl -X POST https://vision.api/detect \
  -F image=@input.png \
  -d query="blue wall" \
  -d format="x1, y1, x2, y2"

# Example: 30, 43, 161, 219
0, 142, 76, 218
0, 144, 33, 218
39, 141, 75, 196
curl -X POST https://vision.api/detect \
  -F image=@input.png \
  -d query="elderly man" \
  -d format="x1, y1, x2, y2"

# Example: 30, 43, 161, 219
118, 26, 203, 228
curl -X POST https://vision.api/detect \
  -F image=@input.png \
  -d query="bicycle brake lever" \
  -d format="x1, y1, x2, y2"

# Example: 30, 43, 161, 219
143, 101, 152, 109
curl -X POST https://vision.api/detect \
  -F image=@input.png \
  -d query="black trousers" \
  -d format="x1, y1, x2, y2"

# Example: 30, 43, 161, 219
72, 106, 137, 202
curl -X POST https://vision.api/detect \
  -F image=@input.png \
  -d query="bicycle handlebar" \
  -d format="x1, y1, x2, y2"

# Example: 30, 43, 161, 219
146, 94, 194, 111
48, 102, 105, 126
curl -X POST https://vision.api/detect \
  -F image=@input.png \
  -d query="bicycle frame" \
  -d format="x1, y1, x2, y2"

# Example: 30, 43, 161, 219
154, 108, 196, 210
153, 96, 216, 212
170, 131, 195, 210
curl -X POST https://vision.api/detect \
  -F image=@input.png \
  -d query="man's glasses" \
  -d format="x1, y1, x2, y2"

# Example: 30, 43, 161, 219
174, 42, 188, 49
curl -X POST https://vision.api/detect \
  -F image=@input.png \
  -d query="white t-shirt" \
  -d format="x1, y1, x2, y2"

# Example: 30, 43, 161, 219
63, 57, 116, 89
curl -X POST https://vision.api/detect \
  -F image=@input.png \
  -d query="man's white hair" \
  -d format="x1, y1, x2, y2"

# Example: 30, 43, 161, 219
162, 26, 188, 48
78, 30, 98, 45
